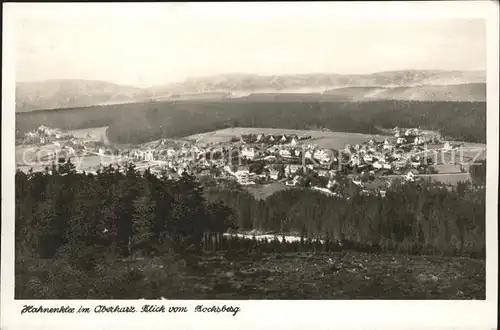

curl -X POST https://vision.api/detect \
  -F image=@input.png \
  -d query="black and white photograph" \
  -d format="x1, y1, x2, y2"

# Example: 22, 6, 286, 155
1, 2, 498, 329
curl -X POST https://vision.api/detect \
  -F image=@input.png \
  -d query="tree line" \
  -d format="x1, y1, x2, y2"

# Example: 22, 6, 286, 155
15, 161, 237, 262
205, 182, 485, 258
16, 159, 485, 261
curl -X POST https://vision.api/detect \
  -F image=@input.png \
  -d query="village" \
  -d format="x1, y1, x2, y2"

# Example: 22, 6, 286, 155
17, 125, 470, 198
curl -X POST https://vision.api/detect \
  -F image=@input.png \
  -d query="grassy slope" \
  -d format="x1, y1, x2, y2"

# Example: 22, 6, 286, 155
184, 252, 484, 299
17, 252, 483, 299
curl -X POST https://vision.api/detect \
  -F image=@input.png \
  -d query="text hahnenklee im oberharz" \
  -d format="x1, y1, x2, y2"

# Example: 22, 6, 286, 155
20, 304, 240, 316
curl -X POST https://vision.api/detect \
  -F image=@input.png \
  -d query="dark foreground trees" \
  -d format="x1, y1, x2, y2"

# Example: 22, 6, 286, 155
16, 161, 485, 260
205, 180, 485, 258
15, 160, 486, 299
15, 162, 237, 261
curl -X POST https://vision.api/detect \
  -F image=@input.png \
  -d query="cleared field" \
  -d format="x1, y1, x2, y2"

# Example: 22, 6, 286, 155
16, 144, 61, 166
413, 143, 486, 167
184, 127, 387, 149
243, 182, 291, 199
310, 135, 384, 149
16, 152, 126, 174
432, 164, 464, 174
54, 252, 482, 300
427, 173, 472, 185
67, 126, 109, 144
384, 173, 472, 186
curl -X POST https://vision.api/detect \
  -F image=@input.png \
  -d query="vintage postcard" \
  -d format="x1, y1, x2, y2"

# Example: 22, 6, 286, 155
1, 2, 498, 330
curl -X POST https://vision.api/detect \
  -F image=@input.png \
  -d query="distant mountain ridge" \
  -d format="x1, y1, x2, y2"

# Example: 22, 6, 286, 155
15, 70, 486, 112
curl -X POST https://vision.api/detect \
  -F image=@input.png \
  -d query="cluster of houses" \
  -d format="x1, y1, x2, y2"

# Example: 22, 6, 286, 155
118, 127, 447, 196
19, 125, 457, 197
20, 125, 70, 145
239, 133, 312, 145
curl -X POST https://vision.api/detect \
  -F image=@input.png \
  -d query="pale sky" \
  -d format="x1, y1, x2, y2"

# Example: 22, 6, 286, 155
10, 3, 487, 87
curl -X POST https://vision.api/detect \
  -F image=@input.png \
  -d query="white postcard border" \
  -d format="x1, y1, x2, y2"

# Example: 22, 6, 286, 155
2, 2, 499, 329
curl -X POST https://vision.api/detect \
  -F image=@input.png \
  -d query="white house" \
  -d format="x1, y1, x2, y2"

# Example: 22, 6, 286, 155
352, 177, 363, 187
285, 178, 300, 186
177, 167, 185, 176
242, 147, 256, 159
269, 169, 279, 180
414, 137, 425, 145
317, 169, 329, 177
393, 126, 401, 137
285, 164, 301, 174
234, 169, 256, 185
263, 155, 277, 161
443, 142, 452, 150
281, 135, 287, 142
344, 144, 353, 154
144, 151, 154, 162
350, 155, 361, 166
327, 179, 338, 189
166, 148, 176, 157
290, 138, 298, 147
279, 149, 292, 158
396, 137, 406, 145
404, 170, 417, 182
313, 149, 330, 162
393, 159, 408, 169
304, 150, 313, 159
411, 160, 421, 168
363, 154, 374, 163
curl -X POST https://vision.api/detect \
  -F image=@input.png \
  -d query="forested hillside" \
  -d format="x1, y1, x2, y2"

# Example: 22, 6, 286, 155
15, 160, 486, 299
16, 160, 486, 261
15, 100, 486, 144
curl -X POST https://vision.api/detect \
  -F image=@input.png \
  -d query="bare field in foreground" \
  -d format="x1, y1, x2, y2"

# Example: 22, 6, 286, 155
181, 252, 484, 299
25, 251, 481, 300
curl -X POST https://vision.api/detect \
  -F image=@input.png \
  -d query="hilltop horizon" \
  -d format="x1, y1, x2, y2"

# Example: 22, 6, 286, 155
16, 68, 486, 89
15, 69, 487, 112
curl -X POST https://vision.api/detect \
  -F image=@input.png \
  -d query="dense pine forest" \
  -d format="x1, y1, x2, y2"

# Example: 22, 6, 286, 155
16, 160, 486, 260
16, 100, 486, 144
15, 160, 486, 299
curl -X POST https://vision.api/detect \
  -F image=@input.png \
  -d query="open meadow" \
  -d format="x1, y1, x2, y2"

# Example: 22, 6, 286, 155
66, 126, 109, 144
242, 183, 291, 200
179, 252, 485, 299
184, 127, 387, 149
